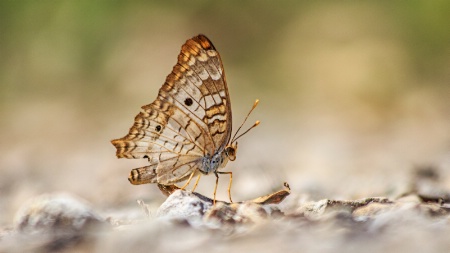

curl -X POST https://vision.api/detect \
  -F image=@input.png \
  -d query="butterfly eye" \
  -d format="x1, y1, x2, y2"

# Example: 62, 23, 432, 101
155, 125, 162, 132
225, 146, 236, 161
184, 98, 193, 106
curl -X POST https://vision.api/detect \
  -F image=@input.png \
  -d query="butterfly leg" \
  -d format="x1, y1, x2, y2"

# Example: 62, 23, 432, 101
179, 171, 196, 190
213, 172, 219, 205
217, 171, 233, 203
191, 174, 201, 192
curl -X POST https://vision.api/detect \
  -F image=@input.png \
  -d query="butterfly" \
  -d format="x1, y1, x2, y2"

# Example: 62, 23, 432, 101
111, 34, 259, 203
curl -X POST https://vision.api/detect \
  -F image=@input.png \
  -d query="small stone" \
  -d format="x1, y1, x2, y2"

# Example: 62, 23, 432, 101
353, 202, 394, 220
156, 190, 212, 227
14, 192, 106, 234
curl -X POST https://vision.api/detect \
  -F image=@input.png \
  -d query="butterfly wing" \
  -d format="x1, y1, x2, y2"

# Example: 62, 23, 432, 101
112, 34, 232, 185
175, 35, 233, 151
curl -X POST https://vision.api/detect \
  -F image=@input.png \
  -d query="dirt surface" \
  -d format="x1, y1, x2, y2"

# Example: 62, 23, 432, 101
2, 174, 450, 253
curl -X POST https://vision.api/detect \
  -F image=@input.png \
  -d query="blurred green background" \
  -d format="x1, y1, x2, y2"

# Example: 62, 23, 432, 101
1, 1, 449, 225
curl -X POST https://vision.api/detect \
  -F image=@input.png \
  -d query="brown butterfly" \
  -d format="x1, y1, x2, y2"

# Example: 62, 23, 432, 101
111, 34, 259, 203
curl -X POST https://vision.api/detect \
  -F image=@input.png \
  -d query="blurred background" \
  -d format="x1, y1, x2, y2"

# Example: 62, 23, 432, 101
1, 1, 449, 226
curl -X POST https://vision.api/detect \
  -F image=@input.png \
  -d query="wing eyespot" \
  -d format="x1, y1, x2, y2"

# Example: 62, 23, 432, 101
184, 98, 193, 106
155, 125, 162, 132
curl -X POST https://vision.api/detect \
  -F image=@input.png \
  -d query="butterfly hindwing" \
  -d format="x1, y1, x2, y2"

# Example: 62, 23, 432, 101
128, 164, 158, 185
112, 100, 202, 159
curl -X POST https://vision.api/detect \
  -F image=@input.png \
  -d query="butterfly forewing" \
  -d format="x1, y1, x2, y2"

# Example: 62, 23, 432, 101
162, 35, 232, 153
112, 34, 232, 185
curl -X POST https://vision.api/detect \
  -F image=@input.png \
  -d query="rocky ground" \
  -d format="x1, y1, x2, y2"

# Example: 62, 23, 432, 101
2, 2, 450, 252
1, 167, 450, 253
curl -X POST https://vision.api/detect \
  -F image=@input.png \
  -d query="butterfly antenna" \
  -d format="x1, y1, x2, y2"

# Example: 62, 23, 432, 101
232, 120, 260, 143
231, 99, 260, 143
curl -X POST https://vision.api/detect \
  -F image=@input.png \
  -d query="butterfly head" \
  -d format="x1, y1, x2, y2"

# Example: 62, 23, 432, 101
224, 142, 238, 161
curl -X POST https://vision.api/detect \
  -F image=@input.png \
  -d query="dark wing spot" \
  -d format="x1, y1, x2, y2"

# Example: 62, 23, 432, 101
155, 125, 162, 132
184, 98, 193, 106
